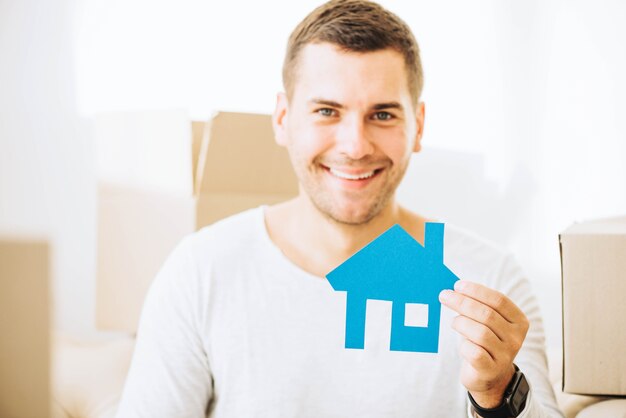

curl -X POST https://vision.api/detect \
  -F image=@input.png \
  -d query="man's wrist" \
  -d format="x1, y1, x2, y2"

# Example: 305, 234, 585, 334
468, 364, 530, 418
469, 364, 516, 409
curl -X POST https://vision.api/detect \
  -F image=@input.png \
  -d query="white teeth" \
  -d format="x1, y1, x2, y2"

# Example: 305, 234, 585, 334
329, 168, 376, 180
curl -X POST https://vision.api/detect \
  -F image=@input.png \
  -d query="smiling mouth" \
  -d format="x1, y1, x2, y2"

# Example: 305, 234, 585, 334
324, 166, 384, 180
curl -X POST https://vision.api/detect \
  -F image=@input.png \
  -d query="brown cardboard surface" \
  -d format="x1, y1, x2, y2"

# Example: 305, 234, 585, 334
195, 192, 296, 228
197, 112, 298, 194
560, 216, 626, 395
0, 239, 51, 418
191, 120, 209, 194
96, 185, 195, 332
96, 112, 299, 333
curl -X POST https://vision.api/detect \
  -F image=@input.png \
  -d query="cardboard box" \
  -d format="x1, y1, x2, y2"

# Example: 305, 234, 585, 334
96, 111, 299, 333
560, 216, 626, 395
0, 239, 51, 418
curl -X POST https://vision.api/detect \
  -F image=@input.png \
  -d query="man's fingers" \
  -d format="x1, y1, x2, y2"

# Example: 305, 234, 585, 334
452, 315, 502, 360
459, 339, 494, 372
443, 282, 530, 400
439, 289, 509, 340
453, 280, 523, 323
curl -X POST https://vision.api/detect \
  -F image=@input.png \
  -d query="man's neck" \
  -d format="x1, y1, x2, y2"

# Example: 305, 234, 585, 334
264, 195, 427, 278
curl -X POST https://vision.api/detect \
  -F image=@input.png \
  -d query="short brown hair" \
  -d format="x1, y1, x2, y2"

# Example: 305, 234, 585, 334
282, 0, 424, 104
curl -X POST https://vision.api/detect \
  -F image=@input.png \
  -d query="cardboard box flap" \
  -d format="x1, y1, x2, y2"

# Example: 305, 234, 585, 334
196, 112, 298, 195
560, 216, 626, 235
191, 120, 209, 193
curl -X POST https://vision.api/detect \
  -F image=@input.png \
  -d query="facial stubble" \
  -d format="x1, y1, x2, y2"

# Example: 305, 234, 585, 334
293, 153, 410, 226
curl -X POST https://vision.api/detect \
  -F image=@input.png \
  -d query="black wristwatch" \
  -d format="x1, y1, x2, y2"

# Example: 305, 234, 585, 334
468, 364, 530, 418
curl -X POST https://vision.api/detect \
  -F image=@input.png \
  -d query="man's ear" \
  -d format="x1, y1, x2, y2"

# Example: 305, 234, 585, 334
272, 92, 289, 147
413, 101, 425, 153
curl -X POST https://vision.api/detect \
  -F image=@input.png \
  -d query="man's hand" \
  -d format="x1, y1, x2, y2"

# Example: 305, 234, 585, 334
439, 280, 529, 409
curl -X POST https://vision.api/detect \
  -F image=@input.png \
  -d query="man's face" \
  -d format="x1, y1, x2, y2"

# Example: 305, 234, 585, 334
274, 43, 425, 225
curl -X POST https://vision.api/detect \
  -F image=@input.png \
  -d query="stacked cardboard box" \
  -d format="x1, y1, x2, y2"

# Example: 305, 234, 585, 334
0, 239, 51, 417
560, 216, 626, 395
96, 111, 298, 333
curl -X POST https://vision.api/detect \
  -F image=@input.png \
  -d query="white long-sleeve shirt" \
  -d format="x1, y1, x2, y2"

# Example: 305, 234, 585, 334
117, 207, 563, 418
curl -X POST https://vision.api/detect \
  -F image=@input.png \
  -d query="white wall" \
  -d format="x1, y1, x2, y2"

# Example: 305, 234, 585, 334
2, 0, 625, 348
0, 0, 96, 335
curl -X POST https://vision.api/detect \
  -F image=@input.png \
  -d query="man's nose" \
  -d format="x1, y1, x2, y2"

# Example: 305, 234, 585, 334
335, 115, 375, 160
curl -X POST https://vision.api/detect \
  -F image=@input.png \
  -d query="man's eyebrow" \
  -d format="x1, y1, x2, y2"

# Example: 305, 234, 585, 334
307, 99, 404, 111
308, 98, 344, 109
372, 102, 403, 111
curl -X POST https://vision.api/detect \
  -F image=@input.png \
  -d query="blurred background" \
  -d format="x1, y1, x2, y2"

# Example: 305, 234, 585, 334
2, 0, 626, 362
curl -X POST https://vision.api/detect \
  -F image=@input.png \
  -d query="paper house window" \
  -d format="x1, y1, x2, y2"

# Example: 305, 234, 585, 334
404, 303, 429, 327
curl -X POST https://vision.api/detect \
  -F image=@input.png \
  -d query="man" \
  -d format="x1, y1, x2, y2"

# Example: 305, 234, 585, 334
118, 1, 562, 417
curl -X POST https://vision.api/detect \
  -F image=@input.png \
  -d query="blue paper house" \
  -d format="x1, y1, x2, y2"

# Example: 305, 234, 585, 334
326, 223, 459, 353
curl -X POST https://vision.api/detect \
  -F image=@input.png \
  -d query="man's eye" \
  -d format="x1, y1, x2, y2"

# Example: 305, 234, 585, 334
374, 111, 392, 121
318, 108, 335, 117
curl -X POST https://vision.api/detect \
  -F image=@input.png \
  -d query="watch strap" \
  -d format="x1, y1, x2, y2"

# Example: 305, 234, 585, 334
468, 364, 529, 418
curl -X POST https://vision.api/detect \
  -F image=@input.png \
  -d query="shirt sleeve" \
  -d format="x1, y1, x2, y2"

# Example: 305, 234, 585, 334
116, 236, 212, 418
467, 254, 564, 418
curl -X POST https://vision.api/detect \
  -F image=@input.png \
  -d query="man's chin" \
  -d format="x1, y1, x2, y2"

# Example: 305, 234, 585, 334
318, 203, 383, 226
